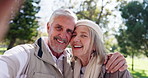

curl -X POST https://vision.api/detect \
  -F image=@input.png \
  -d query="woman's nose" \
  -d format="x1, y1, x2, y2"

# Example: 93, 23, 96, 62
73, 36, 80, 42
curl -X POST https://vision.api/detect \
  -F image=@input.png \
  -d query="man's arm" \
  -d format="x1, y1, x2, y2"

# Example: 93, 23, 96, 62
0, 46, 28, 78
0, 61, 10, 78
104, 52, 127, 73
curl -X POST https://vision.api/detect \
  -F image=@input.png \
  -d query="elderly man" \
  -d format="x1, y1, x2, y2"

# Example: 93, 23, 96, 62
0, 9, 127, 78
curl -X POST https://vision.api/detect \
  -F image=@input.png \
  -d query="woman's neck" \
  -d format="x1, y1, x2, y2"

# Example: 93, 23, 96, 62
79, 56, 90, 66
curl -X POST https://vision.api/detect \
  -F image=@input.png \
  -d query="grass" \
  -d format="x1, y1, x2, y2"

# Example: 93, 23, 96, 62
0, 47, 6, 55
126, 57, 148, 78
0, 47, 6, 50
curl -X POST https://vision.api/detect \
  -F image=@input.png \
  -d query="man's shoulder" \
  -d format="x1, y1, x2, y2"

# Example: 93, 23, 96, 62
101, 64, 132, 78
19, 44, 36, 50
4, 44, 36, 55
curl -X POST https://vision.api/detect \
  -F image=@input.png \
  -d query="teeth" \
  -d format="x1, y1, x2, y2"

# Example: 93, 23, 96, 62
57, 39, 64, 43
74, 46, 82, 48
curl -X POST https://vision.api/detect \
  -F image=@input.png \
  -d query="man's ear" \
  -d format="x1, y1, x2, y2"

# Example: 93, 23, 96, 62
47, 22, 50, 33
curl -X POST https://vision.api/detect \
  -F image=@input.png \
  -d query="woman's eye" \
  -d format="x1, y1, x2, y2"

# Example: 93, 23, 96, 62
81, 35, 87, 38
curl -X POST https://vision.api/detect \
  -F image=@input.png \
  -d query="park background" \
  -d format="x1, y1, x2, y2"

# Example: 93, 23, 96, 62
0, 0, 148, 78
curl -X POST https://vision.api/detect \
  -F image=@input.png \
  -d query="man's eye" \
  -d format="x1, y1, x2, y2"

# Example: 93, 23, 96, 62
56, 27, 62, 31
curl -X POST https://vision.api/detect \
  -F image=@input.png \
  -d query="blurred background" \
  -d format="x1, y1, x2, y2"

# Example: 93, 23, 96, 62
0, 0, 147, 78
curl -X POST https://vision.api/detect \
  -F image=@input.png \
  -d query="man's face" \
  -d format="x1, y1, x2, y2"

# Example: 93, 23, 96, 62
47, 15, 75, 53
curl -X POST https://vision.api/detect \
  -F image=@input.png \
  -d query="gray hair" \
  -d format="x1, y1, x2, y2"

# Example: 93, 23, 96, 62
76, 20, 104, 43
49, 9, 77, 25
89, 28, 106, 64
76, 19, 106, 64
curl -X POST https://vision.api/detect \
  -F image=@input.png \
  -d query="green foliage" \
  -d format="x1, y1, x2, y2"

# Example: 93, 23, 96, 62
0, 52, 3, 55
6, 0, 40, 49
105, 37, 120, 53
116, 1, 148, 57
76, 0, 111, 29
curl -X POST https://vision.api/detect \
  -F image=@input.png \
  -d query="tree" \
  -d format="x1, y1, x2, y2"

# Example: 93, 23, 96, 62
6, 0, 40, 49
116, 1, 148, 70
75, 0, 113, 29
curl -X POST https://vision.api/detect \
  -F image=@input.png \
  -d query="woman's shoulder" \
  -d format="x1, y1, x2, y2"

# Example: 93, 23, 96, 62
99, 65, 133, 78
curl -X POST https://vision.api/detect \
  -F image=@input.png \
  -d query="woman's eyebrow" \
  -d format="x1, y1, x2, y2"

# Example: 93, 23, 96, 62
80, 32, 88, 34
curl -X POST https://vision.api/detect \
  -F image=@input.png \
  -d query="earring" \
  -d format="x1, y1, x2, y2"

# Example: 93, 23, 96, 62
93, 50, 96, 53
91, 50, 96, 57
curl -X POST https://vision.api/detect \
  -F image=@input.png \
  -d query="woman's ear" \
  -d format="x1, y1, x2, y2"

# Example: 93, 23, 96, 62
92, 45, 96, 52
92, 45, 96, 56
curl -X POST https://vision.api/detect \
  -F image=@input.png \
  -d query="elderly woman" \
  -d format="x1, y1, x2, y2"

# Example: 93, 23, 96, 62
70, 20, 132, 78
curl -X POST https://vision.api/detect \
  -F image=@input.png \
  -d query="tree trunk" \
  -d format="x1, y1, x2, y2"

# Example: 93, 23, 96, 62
7, 38, 16, 50
132, 52, 134, 71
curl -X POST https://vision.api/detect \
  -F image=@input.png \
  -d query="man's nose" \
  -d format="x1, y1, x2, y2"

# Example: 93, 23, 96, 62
60, 31, 67, 39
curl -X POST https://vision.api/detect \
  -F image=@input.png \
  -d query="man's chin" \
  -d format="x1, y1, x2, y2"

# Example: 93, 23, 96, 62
50, 44, 67, 53
52, 47, 64, 53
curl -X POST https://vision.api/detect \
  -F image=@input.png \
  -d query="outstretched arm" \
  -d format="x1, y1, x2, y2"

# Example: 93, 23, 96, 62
104, 52, 127, 73
0, 45, 29, 78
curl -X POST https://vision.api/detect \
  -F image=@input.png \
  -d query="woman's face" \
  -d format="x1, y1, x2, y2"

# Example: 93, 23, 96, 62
70, 26, 91, 58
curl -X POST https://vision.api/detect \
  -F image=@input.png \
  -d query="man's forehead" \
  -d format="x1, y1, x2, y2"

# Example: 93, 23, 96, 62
55, 22, 75, 30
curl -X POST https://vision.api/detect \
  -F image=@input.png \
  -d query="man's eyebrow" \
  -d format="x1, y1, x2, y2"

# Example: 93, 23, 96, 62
56, 24, 63, 27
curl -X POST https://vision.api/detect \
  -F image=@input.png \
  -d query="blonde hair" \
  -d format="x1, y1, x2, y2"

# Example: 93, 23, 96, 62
76, 19, 106, 64
49, 9, 77, 25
